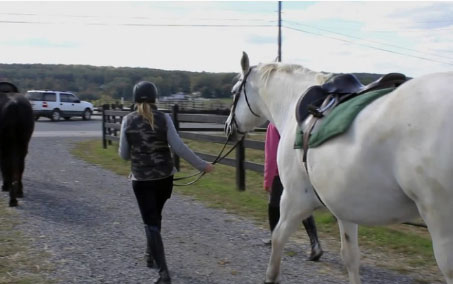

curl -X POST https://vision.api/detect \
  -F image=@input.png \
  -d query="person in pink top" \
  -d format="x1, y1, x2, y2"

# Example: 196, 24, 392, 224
264, 123, 323, 261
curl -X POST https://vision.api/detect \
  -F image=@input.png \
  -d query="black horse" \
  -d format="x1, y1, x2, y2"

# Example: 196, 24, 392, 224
0, 82, 34, 206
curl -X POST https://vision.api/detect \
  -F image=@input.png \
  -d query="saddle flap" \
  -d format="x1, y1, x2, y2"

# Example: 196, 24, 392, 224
295, 85, 328, 125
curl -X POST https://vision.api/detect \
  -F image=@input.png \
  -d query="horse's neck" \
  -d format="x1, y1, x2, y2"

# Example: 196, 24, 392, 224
262, 70, 325, 132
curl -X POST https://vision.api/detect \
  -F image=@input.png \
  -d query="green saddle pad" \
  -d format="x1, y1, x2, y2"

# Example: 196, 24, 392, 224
295, 87, 394, 149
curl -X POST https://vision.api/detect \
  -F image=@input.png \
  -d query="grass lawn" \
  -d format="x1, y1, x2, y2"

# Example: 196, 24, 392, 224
71, 137, 442, 282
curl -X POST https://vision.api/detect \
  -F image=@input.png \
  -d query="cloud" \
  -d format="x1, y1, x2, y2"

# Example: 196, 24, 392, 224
1, 38, 77, 48
0, 2, 452, 77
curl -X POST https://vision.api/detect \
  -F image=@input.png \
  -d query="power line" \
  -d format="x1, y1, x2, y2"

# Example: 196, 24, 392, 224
284, 20, 453, 62
0, 12, 277, 23
120, 23, 275, 28
284, 25, 453, 67
0, 20, 275, 28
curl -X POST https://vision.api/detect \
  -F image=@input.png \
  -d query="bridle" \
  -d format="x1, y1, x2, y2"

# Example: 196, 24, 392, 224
226, 67, 260, 136
174, 67, 261, 186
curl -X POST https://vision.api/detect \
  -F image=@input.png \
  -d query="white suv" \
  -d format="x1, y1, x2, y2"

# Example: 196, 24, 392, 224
26, 90, 94, 121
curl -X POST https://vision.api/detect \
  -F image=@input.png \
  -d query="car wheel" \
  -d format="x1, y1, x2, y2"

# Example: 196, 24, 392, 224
82, 109, 92, 120
64, 117, 71, 121
51, 109, 61, 121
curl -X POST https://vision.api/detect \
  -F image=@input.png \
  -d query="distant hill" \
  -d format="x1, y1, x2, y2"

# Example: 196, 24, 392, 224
0, 63, 237, 103
0, 63, 384, 104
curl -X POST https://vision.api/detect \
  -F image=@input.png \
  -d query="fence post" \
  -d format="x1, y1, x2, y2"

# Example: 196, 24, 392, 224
172, 104, 180, 171
102, 104, 109, 149
236, 139, 245, 191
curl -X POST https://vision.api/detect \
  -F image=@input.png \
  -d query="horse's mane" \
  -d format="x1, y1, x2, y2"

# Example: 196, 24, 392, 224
257, 63, 332, 87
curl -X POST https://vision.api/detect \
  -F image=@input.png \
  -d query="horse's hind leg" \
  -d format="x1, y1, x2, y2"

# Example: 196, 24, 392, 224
1, 147, 20, 207
16, 155, 26, 198
417, 201, 453, 283
338, 220, 361, 284
9, 181, 19, 207
265, 189, 313, 284
1, 159, 9, 192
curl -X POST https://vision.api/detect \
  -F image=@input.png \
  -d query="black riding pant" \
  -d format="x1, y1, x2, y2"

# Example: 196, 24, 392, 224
132, 176, 173, 230
269, 175, 284, 208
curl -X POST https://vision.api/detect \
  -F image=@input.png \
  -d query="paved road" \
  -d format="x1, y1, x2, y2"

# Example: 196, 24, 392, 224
7, 120, 423, 283
33, 116, 222, 138
33, 117, 102, 137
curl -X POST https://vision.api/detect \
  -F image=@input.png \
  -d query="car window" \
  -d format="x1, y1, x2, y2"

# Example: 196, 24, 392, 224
60, 93, 70, 102
26, 92, 43, 101
43, 93, 56, 102
61, 93, 79, 103
69, 94, 80, 103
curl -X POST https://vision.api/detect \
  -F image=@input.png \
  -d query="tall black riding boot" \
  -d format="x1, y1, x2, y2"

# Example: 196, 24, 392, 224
302, 215, 323, 261
263, 205, 280, 245
144, 226, 156, 269
145, 226, 171, 284
268, 205, 280, 232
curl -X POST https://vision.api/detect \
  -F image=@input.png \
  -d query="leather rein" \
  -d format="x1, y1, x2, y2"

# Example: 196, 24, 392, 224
173, 135, 243, 186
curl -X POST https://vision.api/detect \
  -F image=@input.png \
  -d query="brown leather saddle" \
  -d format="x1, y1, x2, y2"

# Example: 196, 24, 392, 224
296, 73, 407, 124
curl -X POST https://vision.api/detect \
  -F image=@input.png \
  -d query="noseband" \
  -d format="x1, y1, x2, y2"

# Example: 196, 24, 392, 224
227, 67, 260, 136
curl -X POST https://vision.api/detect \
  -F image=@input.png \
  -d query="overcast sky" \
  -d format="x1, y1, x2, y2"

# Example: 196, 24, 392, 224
1, 1, 453, 77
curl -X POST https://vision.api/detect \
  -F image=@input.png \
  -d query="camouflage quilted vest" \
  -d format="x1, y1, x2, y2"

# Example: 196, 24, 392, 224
125, 110, 174, 180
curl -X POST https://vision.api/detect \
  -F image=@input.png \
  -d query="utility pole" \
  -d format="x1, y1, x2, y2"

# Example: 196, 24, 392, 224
278, 1, 282, 62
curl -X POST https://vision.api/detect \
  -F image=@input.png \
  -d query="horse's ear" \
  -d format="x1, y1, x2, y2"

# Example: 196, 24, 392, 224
241, 51, 250, 74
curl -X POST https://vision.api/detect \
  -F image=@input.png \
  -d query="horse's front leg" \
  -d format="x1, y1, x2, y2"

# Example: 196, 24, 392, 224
338, 219, 361, 284
265, 190, 313, 284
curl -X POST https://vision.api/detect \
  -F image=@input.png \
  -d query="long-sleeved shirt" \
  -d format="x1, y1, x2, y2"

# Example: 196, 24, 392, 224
119, 113, 208, 180
263, 123, 280, 188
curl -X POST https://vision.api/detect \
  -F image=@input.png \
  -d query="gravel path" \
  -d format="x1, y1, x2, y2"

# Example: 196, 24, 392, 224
12, 137, 421, 283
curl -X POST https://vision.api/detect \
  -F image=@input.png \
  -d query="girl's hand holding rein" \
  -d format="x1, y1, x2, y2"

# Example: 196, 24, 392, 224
204, 163, 214, 173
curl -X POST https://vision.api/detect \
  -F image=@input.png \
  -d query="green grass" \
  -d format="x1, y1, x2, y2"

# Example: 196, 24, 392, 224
70, 138, 442, 280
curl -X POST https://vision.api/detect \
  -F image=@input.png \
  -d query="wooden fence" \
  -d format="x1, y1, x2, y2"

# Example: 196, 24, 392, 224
102, 104, 265, 190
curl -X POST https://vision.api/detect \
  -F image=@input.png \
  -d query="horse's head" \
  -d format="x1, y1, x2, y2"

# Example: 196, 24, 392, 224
225, 52, 268, 140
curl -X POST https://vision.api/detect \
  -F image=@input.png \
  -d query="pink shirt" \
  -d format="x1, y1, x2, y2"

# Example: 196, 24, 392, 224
264, 123, 280, 188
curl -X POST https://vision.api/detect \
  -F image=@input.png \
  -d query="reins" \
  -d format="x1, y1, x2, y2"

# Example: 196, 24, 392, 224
173, 135, 244, 186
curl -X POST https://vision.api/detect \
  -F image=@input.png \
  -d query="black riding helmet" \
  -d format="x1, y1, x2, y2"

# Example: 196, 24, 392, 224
133, 81, 158, 103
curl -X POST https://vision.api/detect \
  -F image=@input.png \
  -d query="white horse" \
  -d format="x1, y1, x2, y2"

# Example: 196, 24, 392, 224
225, 52, 453, 284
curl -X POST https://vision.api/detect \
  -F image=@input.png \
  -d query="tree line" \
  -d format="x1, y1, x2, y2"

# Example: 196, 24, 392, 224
0, 63, 237, 103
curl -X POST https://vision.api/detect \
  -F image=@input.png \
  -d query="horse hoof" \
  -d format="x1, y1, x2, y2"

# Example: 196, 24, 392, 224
307, 247, 323, 262
9, 200, 18, 207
